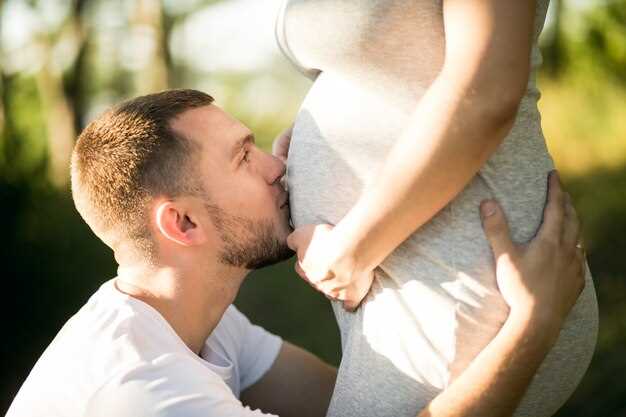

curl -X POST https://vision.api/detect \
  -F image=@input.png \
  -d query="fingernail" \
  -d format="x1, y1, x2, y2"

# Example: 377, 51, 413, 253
481, 200, 497, 218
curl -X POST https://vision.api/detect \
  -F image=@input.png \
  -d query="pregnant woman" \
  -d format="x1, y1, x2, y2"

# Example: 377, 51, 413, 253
275, 0, 598, 416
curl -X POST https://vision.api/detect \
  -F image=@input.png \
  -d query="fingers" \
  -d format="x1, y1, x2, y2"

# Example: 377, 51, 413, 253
343, 299, 359, 312
576, 260, 587, 297
295, 261, 342, 303
294, 260, 308, 282
537, 172, 587, 308
480, 199, 515, 260
286, 227, 304, 254
537, 171, 566, 243
286, 224, 318, 254
294, 260, 365, 311
295, 260, 323, 293
561, 193, 581, 249
319, 284, 360, 312
286, 231, 297, 251
563, 194, 586, 296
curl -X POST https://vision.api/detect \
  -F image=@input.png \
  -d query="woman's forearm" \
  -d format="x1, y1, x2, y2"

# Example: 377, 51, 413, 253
417, 311, 557, 417
327, 0, 535, 275
331, 71, 520, 273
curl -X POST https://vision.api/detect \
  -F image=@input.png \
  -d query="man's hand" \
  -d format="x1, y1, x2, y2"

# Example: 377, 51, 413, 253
416, 170, 587, 417
272, 124, 293, 163
480, 170, 586, 338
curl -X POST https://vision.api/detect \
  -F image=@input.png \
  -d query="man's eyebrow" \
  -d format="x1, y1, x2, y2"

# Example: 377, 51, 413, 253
231, 133, 255, 161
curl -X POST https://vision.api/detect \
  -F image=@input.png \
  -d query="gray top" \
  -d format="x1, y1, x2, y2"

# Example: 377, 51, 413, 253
277, 1, 598, 416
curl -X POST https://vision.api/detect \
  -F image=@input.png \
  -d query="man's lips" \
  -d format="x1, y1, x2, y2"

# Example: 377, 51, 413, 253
279, 193, 289, 208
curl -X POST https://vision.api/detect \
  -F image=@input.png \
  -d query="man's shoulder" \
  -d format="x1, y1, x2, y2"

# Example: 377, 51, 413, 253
7, 282, 185, 415
47, 284, 167, 365
208, 305, 282, 394
5, 305, 152, 416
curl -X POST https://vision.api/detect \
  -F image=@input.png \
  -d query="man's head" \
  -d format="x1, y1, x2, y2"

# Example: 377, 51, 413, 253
71, 89, 293, 270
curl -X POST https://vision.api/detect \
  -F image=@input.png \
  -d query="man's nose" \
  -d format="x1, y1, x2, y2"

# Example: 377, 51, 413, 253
273, 156, 287, 186
265, 152, 286, 186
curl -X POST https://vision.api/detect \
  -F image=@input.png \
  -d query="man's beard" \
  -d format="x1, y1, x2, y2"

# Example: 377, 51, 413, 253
205, 203, 294, 270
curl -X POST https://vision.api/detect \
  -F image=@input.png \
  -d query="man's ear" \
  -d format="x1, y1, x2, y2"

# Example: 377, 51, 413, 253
154, 200, 206, 247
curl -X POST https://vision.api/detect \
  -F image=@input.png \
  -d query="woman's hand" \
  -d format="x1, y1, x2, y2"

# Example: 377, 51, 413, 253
278, 121, 375, 310
480, 170, 586, 340
272, 124, 294, 163
286, 224, 375, 311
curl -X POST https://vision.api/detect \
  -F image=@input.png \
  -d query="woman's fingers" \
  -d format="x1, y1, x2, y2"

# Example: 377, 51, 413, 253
343, 299, 360, 312
312, 274, 370, 312
295, 262, 303, 279
295, 259, 341, 301
294, 259, 308, 281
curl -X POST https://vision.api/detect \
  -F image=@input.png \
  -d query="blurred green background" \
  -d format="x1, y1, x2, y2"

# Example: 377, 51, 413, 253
1, 0, 624, 415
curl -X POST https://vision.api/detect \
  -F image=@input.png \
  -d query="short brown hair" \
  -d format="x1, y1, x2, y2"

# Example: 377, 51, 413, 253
71, 89, 214, 256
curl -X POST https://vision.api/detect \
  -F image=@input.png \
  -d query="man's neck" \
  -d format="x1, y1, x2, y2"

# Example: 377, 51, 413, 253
115, 259, 248, 355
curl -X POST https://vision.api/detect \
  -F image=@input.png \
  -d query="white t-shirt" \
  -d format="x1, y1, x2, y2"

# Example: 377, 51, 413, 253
7, 278, 282, 417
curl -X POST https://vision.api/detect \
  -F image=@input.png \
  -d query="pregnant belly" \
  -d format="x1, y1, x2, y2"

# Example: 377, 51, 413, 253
287, 73, 599, 415
286, 72, 415, 227
286, 73, 552, 328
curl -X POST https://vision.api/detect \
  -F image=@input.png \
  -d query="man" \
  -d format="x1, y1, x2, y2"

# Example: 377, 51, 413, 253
6, 89, 585, 417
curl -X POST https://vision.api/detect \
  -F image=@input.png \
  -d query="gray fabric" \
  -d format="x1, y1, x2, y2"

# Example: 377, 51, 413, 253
276, 1, 599, 416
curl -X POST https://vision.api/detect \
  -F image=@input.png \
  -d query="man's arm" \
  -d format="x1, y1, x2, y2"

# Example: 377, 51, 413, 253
419, 304, 556, 417
240, 341, 337, 417
417, 171, 586, 417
